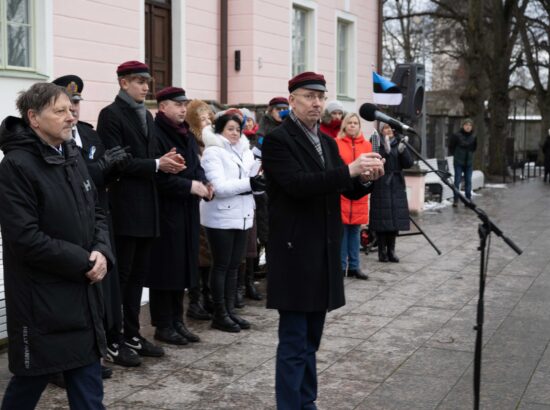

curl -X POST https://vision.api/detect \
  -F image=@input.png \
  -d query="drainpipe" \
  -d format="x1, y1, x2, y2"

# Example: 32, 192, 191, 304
377, 0, 383, 73
220, 0, 228, 104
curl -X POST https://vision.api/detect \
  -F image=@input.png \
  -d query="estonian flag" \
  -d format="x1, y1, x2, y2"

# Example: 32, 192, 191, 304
373, 72, 402, 106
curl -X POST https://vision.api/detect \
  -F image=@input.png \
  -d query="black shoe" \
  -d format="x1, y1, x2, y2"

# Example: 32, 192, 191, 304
378, 252, 388, 262
187, 302, 212, 321
235, 288, 245, 308
245, 283, 263, 300
452, 200, 458, 208
229, 314, 251, 329
154, 327, 189, 345
174, 321, 201, 343
101, 365, 113, 379
211, 315, 241, 333
125, 336, 165, 357
388, 253, 400, 263
348, 268, 369, 280
49, 373, 66, 389
105, 342, 142, 367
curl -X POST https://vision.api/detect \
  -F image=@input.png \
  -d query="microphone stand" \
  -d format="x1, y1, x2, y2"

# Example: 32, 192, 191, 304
395, 130, 522, 410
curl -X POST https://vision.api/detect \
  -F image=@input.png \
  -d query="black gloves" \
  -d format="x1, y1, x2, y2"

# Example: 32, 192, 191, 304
250, 174, 266, 192
97, 146, 132, 173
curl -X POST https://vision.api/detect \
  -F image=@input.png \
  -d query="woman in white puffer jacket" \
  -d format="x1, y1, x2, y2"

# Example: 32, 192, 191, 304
200, 113, 265, 332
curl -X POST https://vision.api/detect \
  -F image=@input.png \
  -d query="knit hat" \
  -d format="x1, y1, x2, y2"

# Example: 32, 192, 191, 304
116, 60, 151, 78
288, 71, 327, 93
326, 100, 344, 114
462, 118, 474, 127
52, 75, 84, 101
268, 97, 289, 108
156, 86, 189, 103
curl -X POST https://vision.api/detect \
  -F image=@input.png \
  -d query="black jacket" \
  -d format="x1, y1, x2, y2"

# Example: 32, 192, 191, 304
145, 117, 206, 290
369, 137, 414, 233
449, 129, 477, 167
262, 117, 372, 312
96, 96, 160, 238
0, 116, 113, 376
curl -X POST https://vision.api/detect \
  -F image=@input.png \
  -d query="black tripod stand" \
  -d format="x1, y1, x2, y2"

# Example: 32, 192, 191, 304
395, 131, 522, 410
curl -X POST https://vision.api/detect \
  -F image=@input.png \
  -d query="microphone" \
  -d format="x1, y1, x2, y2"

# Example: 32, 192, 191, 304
359, 103, 417, 135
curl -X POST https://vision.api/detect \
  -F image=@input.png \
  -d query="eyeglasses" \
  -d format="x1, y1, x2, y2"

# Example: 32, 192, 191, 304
274, 106, 288, 111
292, 92, 328, 102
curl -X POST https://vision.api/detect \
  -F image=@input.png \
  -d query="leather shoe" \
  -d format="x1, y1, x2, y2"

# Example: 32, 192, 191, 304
101, 365, 113, 379
347, 268, 369, 280
174, 321, 201, 343
154, 327, 188, 345
187, 302, 212, 321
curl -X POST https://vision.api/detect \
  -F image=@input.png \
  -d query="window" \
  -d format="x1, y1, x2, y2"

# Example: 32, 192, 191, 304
336, 18, 354, 98
1, 0, 33, 70
292, 5, 313, 76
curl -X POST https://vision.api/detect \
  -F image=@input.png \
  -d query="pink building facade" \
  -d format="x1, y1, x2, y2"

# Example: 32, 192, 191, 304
0, 0, 381, 338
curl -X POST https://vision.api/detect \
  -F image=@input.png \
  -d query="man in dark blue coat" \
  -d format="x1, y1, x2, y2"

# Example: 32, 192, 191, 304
262, 72, 385, 409
0, 82, 113, 409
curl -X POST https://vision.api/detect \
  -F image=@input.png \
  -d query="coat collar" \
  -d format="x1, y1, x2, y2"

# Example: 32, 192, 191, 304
282, 117, 325, 170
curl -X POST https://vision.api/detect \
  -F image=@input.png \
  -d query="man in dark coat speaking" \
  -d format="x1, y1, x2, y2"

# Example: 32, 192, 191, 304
0, 82, 113, 408
262, 71, 385, 409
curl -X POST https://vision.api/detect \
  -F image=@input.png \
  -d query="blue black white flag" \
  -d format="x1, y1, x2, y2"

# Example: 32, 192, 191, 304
372, 72, 402, 106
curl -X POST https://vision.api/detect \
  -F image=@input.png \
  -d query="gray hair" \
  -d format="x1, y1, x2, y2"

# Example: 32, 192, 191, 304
16, 82, 70, 125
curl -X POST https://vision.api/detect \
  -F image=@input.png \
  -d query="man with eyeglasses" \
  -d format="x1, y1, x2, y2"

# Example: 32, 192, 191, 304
262, 71, 385, 409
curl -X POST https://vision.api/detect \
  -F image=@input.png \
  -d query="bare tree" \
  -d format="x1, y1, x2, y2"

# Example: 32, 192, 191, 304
517, 0, 550, 150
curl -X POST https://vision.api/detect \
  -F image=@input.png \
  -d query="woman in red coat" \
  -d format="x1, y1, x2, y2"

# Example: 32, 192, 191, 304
336, 113, 372, 280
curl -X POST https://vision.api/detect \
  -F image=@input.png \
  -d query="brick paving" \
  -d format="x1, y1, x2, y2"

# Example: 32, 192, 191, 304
1, 178, 550, 409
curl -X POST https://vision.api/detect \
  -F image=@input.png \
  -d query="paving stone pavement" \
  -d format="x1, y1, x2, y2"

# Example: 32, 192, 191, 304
1, 179, 550, 409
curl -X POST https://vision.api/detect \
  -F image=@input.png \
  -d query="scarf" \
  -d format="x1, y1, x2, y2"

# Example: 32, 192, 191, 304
118, 89, 147, 134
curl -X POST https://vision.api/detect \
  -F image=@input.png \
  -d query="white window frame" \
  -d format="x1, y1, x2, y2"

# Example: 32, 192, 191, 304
0, 0, 51, 79
335, 11, 356, 100
290, 0, 317, 77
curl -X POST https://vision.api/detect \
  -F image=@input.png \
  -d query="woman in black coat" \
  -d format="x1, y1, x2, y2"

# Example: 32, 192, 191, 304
369, 123, 414, 263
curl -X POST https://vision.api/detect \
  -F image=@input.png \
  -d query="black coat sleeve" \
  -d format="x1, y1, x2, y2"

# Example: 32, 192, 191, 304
0, 159, 92, 282
97, 108, 156, 178
262, 131, 354, 199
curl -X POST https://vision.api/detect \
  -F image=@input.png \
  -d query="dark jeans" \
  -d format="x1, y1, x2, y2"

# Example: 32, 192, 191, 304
115, 236, 153, 339
276, 310, 326, 410
205, 228, 248, 306
341, 224, 361, 270
1, 361, 104, 410
454, 163, 473, 201
149, 289, 184, 328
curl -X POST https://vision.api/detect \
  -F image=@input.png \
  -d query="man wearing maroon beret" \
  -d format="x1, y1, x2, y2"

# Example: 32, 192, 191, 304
261, 71, 385, 409
145, 87, 212, 346
258, 96, 289, 137
97, 61, 186, 365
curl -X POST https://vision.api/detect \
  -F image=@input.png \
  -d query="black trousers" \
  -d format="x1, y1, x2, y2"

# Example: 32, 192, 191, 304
115, 235, 153, 339
149, 289, 184, 328
205, 228, 248, 306
276, 310, 326, 410
1, 360, 103, 410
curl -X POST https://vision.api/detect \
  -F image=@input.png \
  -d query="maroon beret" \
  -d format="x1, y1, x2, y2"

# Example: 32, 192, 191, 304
268, 96, 289, 107
288, 71, 327, 93
156, 86, 189, 103
116, 60, 150, 78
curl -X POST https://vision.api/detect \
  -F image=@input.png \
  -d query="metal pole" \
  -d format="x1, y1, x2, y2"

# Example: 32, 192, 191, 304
524, 98, 529, 179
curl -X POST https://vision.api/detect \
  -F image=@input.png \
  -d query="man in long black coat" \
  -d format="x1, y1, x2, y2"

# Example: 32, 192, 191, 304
146, 87, 212, 345
0, 83, 113, 408
53, 74, 132, 373
96, 61, 186, 363
262, 71, 385, 409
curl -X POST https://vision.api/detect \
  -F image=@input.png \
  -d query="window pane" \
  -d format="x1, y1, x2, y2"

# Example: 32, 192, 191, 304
292, 7, 307, 76
8, 24, 31, 67
0, 21, 3, 67
7, 0, 30, 24
337, 21, 349, 95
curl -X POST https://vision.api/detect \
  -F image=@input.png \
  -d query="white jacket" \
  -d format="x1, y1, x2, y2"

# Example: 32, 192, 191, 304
200, 130, 256, 230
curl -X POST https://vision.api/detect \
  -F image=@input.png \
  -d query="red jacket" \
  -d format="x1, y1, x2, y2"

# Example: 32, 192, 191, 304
320, 119, 342, 139
336, 134, 372, 225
